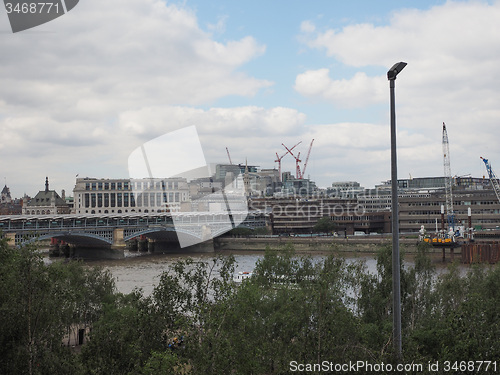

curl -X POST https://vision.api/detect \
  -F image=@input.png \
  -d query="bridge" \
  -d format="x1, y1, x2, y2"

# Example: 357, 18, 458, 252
0, 211, 268, 258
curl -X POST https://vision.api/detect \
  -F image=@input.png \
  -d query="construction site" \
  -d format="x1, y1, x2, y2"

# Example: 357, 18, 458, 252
237, 123, 500, 264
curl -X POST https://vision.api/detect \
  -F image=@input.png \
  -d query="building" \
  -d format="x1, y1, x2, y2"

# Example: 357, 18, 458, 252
278, 174, 317, 197
398, 186, 500, 233
188, 177, 223, 199
251, 197, 360, 234
215, 163, 258, 181
23, 177, 70, 215
327, 181, 365, 198
1, 185, 12, 204
331, 211, 391, 235
73, 177, 189, 214
0, 184, 23, 215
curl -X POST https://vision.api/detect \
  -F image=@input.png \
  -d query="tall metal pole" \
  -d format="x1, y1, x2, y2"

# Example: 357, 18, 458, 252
388, 61, 406, 360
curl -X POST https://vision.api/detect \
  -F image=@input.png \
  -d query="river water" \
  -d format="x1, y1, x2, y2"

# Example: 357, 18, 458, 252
83, 249, 456, 296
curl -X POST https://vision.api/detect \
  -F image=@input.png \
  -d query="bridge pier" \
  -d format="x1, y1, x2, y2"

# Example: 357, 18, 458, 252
113, 228, 125, 247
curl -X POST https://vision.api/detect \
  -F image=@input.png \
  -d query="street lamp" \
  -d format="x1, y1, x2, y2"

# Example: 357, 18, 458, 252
387, 61, 406, 359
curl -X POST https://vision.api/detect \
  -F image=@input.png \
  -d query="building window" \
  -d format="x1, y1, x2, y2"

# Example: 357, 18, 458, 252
98, 193, 103, 207
104, 182, 109, 190
91, 193, 96, 208
111, 193, 116, 207
117, 193, 122, 207
124, 193, 129, 207
85, 183, 90, 190
111, 182, 116, 190
84, 193, 90, 208
117, 182, 122, 191
91, 183, 96, 190
104, 193, 109, 207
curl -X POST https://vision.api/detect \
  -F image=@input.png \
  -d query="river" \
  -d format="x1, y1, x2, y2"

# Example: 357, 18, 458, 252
81, 249, 458, 296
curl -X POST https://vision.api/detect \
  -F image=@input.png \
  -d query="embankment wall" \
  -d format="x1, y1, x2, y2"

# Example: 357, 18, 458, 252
215, 236, 432, 253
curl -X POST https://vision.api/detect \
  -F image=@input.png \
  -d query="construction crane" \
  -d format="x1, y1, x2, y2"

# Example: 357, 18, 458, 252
275, 142, 301, 181
442, 122, 455, 231
282, 139, 315, 179
480, 157, 500, 203
282, 143, 302, 179
300, 139, 315, 179
226, 147, 233, 165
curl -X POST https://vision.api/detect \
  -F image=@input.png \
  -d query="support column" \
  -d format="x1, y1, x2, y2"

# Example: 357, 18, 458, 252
113, 228, 125, 247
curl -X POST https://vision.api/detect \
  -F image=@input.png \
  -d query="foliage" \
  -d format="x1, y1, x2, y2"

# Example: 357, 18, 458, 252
0, 239, 115, 375
312, 216, 336, 233
2, 238, 500, 374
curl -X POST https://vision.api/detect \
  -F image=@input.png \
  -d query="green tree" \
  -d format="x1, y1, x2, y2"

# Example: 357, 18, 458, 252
313, 216, 336, 233
0, 239, 116, 374
79, 291, 166, 375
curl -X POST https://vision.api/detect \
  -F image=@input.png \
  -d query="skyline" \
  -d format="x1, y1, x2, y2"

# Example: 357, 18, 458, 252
1, 0, 500, 198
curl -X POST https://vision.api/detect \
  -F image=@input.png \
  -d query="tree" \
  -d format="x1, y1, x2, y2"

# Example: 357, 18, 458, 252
0, 239, 115, 374
313, 216, 336, 233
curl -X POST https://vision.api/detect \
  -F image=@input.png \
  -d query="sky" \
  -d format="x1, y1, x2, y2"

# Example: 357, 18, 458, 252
1, 0, 500, 198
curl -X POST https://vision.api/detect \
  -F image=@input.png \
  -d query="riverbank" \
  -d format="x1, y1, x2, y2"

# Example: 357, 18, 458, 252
215, 236, 445, 254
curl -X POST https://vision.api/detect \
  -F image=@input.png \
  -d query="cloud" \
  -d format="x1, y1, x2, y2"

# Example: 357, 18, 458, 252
297, 1, 500, 108
0, 0, 273, 196
295, 1, 500, 186
295, 69, 385, 108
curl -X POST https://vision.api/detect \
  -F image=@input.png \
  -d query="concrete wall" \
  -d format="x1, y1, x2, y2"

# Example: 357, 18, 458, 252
215, 236, 424, 253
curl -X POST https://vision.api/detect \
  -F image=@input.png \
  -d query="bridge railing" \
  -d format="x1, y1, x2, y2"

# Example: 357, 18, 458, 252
0, 211, 268, 232
0, 213, 175, 231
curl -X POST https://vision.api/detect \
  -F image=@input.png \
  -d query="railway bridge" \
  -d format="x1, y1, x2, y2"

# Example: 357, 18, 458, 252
0, 211, 267, 258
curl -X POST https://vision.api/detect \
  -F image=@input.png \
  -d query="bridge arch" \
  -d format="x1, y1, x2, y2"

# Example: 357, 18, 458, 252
20, 232, 113, 247
124, 227, 202, 244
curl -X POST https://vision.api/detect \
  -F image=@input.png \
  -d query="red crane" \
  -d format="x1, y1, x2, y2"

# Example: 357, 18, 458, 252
282, 139, 314, 179
301, 139, 315, 179
281, 142, 302, 179
275, 141, 301, 182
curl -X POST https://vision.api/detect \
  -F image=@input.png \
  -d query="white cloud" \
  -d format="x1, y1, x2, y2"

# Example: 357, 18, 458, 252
295, 69, 385, 107
296, 1, 500, 186
300, 20, 315, 33
0, 0, 273, 196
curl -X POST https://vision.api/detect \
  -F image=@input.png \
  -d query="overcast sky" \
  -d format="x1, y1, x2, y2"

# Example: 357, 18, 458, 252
1, 0, 500, 198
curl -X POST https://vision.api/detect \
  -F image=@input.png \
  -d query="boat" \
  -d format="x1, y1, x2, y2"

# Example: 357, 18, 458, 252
233, 271, 253, 284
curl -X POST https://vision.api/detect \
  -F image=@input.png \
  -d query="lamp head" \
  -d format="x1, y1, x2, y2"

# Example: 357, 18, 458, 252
387, 62, 407, 80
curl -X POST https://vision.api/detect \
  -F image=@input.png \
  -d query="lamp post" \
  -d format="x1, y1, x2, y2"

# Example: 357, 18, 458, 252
387, 61, 406, 359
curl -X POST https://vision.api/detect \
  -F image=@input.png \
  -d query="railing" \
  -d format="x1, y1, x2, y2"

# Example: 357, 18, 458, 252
0, 211, 267, 232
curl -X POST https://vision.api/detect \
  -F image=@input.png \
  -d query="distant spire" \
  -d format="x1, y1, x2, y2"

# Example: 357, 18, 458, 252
45, 177, 49, 192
